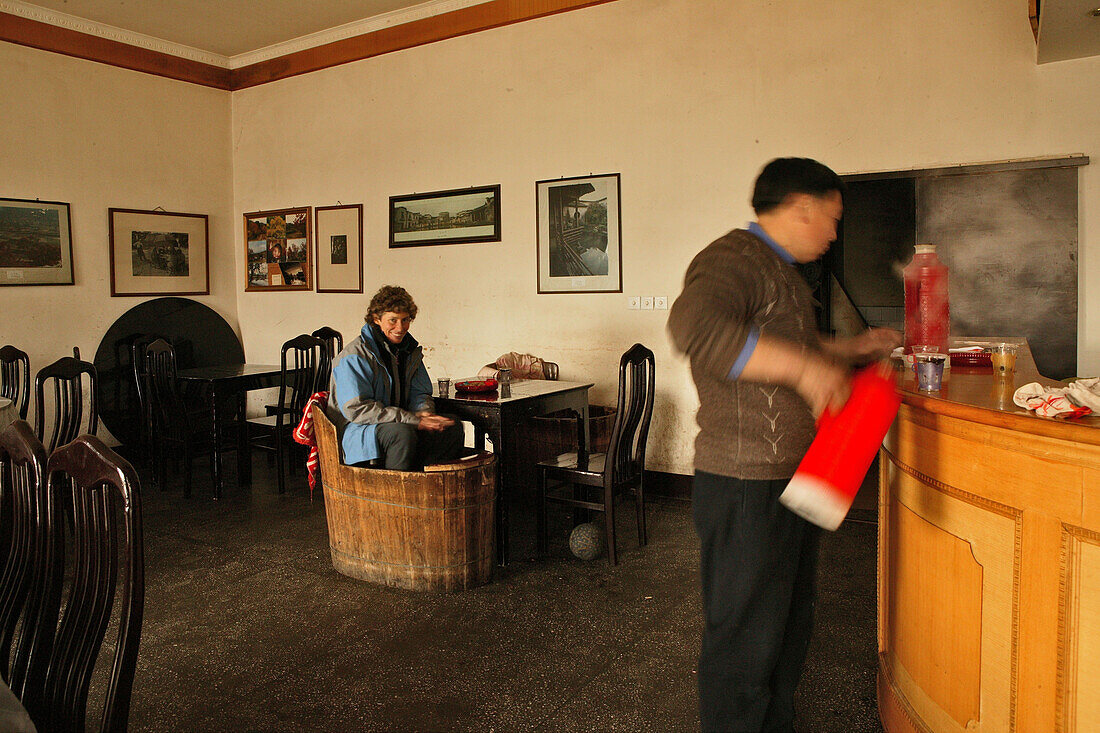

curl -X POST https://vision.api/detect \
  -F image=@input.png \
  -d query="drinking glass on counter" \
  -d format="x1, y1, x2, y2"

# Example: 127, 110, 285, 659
914, 352, 947, 391
989, 343, 1018, 375
437, 377, 450, 397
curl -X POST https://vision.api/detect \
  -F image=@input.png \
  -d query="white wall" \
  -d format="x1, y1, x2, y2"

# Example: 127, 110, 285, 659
5, 0, 1099, 472
0, 44, 235, 441
230, 0, 1100, 475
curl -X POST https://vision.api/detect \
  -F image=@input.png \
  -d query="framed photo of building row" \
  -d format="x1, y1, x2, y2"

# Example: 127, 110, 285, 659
109, 208, 209, 296
0, 197, 74, 286
389, 185, 500, 248
244, 206, 312, 291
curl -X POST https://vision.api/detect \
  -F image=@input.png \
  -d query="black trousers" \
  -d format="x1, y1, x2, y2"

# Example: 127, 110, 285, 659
371, 417, 465, 471
693, 471, 821, 733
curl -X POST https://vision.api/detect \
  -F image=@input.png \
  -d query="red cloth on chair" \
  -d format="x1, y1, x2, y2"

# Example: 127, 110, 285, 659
293, 391, 329, 498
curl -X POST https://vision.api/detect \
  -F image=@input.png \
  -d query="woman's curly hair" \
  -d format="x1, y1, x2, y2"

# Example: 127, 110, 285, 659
366, 285, 418, 322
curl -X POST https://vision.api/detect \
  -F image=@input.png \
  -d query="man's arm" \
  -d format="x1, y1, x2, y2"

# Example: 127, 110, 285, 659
738, 337, 850, 417
818, 328, 902, 366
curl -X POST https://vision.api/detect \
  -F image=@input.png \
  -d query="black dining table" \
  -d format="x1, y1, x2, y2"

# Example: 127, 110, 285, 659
176, 363, 285, 499
436, 379, 593, 565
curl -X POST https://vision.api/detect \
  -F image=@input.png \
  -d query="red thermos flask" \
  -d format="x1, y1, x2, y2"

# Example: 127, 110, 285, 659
779, 364, 901, 531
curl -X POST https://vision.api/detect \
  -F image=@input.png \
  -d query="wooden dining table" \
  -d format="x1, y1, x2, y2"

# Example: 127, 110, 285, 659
436, 379, 593, 565
176, 363, 285, 499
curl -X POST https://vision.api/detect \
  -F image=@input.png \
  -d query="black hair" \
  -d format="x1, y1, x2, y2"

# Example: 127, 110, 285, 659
751, 157, 844, 215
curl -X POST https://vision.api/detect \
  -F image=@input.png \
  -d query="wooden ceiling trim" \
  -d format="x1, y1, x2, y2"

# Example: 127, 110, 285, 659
229, 0, 621, 89
0, 11, 232, 89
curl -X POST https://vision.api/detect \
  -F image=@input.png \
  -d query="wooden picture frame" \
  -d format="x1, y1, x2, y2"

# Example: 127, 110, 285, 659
0, 197, 74, 286
108, 208, 210, 296
389, 185, 500, 248
536, 173, 622, 294
315, 204, 363, 293
244, 206, 312, 291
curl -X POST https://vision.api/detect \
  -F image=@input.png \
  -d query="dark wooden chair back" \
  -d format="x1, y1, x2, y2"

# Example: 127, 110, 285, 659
604, 343, 656, 489
0, 345, 31, 420
0, 420, 55, 725
278, 334, 329, 426
311, 326, 343, 360
144, 339, 185, 435
34, 354, 98, 453
130, 334, 162, 454
43, 435, 144, 733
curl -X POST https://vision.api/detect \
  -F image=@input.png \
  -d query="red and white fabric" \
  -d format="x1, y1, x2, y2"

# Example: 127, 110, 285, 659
292, 391, 329, 498
1013, 381, 1095, 419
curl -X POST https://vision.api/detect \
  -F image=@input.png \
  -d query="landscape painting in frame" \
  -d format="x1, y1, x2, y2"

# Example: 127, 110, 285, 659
536, 173, 622, 293
244, 206, 312, 291
389, 185, 500, 248
0, 198, 74, 286
315, 204, 363, 293
109, 208, 209, 296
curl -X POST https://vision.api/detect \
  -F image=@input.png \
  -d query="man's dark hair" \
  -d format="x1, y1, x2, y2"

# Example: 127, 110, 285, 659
751, 157, 844, 215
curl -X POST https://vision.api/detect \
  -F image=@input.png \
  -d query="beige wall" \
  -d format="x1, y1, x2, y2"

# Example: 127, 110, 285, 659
231, 0, 1100, 475
0, 43, 235, 441
4, 0, 1100, 473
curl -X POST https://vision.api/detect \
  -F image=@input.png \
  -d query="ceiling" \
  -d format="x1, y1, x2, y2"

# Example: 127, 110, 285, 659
5, 0, 493, 60
4, 0, 1100, 65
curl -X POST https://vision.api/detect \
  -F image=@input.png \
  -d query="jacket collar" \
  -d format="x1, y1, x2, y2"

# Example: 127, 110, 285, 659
361, 322, 420, 355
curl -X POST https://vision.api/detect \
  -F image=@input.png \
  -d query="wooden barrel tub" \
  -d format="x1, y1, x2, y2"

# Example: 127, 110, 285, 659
312, 406, 497, 592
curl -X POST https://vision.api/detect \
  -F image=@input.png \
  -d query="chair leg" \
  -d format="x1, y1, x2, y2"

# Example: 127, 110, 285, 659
276, 429, 286, 494
604, 488, 617, 566
536, 468, 548, 557
636, 476, 647, 547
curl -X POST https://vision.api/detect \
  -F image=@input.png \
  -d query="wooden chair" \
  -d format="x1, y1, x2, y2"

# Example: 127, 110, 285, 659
128, 334, 163, 468
248, 334, 328, 493
34, 353, 98, 453
0, 346, 30, 420
43, 435, 144, 733
543, 361, 560, 380
537, 343, 655, 565
311, 326, 343, 361
265, 327, 342, 418
145, 339, 212, 497
0, 420, 54, 725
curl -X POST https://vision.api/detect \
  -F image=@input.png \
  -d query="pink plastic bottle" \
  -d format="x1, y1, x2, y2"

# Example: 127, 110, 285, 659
903, 244, 949, 354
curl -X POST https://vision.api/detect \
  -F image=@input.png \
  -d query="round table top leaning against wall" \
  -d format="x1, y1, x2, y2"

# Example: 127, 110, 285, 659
0, 398, 17, 432
878, 339, 1100, 732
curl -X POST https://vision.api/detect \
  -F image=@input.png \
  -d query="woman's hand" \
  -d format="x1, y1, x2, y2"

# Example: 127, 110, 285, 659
416, 412, 455, 432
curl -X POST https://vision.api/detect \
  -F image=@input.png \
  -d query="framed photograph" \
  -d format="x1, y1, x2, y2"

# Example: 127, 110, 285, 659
244, 206, 312, 291
108, 208, 209, 296
0, 198, 74, 286
536, 173, 622, 294
389, 185, 500, 248
315, 204, 363, 293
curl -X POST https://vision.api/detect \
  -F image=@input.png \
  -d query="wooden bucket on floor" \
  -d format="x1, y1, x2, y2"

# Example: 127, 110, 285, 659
312, 406, 497, 592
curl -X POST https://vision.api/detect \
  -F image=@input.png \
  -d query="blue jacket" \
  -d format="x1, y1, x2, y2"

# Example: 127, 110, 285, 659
326, 323, 434, 464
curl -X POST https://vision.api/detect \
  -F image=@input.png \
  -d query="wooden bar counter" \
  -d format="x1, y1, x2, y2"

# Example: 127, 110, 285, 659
878, 340, 1100, 732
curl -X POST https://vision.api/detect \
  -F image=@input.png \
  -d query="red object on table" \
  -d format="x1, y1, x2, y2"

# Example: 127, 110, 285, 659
779, 364, 902, 531
453, 378, 498, 393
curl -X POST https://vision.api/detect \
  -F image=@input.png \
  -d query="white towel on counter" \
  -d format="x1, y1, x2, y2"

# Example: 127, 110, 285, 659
1013, 379, 1098, 418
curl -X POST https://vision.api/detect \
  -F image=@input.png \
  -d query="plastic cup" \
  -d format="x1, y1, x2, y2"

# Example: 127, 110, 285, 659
989, 343, 1018, 375
437, 378, 450, 397
914, 353, 946, 391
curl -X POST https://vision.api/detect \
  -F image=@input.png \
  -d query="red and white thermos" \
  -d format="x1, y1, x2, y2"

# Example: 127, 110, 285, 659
779, 364, 901, 531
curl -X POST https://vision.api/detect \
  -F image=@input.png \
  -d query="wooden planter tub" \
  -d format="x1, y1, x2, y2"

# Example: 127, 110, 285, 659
312, 406, 497, 592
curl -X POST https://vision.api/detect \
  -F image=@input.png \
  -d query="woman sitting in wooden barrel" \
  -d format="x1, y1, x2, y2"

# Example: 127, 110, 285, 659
327, 285, 464, 470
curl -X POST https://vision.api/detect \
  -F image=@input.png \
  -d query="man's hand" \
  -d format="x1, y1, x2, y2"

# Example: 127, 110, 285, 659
416, 412, 455, 432
823, 328, 902, 365
794, 356, 852, 418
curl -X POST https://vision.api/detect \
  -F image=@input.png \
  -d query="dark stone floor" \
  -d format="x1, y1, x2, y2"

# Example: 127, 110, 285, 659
121, 456, 882, 732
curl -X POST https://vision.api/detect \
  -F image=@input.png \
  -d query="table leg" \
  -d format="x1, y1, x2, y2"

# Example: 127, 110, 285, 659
237, 393, 252, 486
209, 385, 223, 500
488, 424, 508, 566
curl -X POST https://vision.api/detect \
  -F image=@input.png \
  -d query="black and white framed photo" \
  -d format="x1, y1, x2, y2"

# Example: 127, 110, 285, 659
536, 173, 622, 294
389, 185, 500, 248
315, 204, 363, 293
0, 198, 74, 286
109, 208, 209, 296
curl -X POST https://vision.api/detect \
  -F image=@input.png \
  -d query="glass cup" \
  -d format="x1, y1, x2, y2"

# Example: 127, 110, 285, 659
437, 377, 450, 397
989, 343, 1018, 375
914, 352, 947, 391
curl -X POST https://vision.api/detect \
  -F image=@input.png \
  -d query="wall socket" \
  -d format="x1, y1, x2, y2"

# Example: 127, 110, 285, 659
640, 296, 654, 310
627, 296, 640, 310
654, 296, 668, 310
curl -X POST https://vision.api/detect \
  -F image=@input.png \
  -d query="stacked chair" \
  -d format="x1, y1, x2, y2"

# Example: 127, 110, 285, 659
33, 352, 98, 454
0, 345, 30, 421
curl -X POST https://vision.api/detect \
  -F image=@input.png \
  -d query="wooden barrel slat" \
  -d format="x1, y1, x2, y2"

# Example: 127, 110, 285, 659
313, 406, 496, 592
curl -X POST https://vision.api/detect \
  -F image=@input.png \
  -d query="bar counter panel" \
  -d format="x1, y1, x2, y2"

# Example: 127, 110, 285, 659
878, 343, 1100, 733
